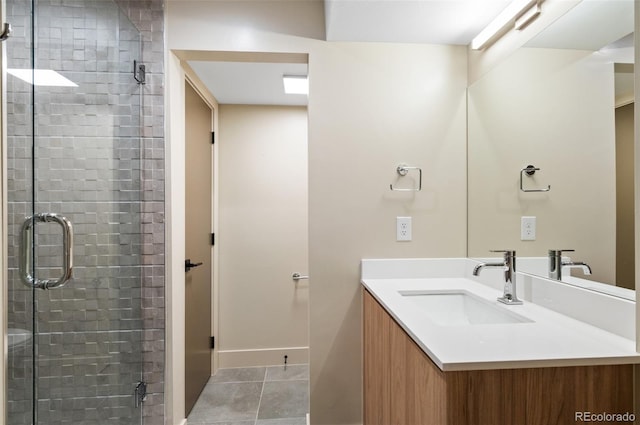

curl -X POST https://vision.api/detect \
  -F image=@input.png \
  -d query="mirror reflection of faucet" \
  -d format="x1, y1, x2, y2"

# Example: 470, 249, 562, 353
472, 250, 523, 305
548, 249, 592, 281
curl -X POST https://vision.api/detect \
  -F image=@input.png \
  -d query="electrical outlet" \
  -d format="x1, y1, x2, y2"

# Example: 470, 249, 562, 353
397, 217, 412, 241
521, 216, 536, 241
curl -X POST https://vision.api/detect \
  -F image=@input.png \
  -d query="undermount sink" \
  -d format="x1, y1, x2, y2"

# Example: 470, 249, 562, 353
399, 290, 533, 326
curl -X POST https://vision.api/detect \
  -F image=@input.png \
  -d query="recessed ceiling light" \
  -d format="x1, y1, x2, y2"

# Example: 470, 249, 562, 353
283, 75, 308, 95
7, 68, 78, 87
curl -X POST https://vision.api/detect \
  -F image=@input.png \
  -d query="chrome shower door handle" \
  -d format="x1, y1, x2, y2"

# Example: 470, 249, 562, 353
19, 213, 74, 290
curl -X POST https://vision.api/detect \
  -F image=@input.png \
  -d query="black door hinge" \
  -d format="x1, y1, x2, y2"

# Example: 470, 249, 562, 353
210, 336, 215, 349
211, 131, 215, 145
211, 233, 215, 246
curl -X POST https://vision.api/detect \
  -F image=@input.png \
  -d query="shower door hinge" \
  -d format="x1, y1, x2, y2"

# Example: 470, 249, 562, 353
211, 131, 216, 145
134, 381, 147, 408
133, 60, 146, 85
210, 336, 215, 349
0, 23, 12, 41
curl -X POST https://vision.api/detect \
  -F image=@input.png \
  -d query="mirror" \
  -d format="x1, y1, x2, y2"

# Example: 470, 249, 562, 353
467, 0, 635, 298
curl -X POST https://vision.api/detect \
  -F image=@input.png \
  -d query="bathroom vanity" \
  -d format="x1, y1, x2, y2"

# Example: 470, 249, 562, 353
362, 259, 639, 425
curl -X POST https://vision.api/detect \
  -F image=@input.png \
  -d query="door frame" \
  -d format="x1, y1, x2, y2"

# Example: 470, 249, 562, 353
166, 53, 219, 424
166, 49, 308, 424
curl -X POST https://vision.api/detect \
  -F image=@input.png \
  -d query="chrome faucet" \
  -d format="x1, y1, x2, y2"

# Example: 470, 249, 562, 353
472, 250, 522, 305
548, 249, 592, 281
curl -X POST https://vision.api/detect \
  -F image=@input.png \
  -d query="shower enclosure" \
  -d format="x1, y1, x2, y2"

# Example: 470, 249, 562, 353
6, 0, 146, 423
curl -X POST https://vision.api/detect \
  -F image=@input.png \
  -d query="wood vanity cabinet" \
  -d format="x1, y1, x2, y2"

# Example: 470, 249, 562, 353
363, 289, 633, 425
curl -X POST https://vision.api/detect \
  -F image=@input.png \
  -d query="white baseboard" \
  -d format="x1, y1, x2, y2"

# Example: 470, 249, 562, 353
178, 419, 188, 425
217, 346, 309, 368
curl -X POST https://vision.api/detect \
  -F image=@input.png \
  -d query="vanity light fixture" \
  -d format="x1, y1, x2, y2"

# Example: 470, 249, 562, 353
471, 0, 541, 50
283, 75, 308, 95
7, 68, 78, 87
515, 2, 541, 30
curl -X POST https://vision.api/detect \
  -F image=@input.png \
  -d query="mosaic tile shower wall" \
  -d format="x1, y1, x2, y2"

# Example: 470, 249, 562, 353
6, 0, 165, 423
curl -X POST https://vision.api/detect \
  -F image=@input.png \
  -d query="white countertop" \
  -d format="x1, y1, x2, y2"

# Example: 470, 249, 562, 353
362, 276, 640, 371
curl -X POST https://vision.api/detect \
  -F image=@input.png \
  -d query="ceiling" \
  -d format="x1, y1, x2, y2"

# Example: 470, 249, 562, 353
187, 0, 515, 106
187, 0, 632, 106
324, 0, 512, 44
525, 0, 633, 50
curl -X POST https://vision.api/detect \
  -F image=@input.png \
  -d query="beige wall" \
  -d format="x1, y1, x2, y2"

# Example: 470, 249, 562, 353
218, 104, 309, 367
167, 2, 468, 423
308, 42, 467, 424
468, 48, 616, 285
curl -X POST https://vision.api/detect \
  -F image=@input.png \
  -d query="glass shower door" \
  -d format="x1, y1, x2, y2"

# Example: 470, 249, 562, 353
6, 0, 145, 423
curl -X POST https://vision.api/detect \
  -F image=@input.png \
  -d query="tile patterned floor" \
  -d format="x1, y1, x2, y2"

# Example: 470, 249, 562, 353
187, 364, 309, 425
